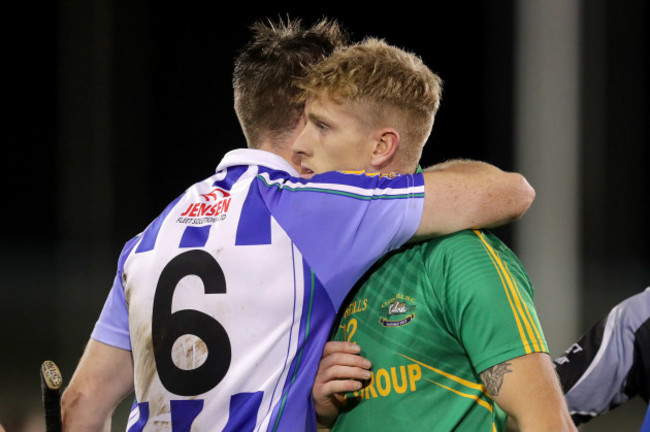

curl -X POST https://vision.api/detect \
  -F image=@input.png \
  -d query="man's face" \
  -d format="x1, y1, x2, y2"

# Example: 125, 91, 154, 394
291, 97, 376, 179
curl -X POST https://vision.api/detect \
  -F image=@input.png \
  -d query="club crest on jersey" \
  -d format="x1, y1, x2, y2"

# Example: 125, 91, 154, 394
176, 187, 232, 225
378, 294, 416, 327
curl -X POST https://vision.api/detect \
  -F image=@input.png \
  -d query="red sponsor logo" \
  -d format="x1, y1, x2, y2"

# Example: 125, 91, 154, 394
200, 187, 230, 201
178, 187, 232, 223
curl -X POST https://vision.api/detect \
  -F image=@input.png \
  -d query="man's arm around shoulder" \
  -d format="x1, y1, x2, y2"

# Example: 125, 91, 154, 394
415, 159, 535, 238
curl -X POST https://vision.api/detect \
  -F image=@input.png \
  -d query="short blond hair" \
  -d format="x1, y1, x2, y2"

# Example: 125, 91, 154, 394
295, 37, 443, 165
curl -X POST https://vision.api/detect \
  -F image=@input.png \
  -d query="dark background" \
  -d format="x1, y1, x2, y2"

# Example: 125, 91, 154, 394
2, 1, 649, 431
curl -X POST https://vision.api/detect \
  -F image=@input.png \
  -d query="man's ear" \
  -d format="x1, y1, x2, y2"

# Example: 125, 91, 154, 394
370, 129, 399, 169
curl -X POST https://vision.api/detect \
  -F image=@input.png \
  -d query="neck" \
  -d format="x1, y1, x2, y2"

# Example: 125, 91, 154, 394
376, 159, 418, 176
258, 141, 300, 173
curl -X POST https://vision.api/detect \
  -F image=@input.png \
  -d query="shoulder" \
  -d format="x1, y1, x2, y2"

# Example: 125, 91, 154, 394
417, 229, 505, 256
415, 229, 527, 282
386, 230, 491, 267
307, 170, 424, 195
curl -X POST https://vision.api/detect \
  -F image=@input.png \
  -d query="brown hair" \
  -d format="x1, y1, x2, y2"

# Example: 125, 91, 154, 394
233, 17, 350, 149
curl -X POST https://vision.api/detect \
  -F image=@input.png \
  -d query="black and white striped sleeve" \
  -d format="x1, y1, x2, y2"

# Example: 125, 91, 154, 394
553, 287, 650, 425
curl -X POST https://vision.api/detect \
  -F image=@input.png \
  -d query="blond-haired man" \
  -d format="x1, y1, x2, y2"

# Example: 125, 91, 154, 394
302, 38, 576, 432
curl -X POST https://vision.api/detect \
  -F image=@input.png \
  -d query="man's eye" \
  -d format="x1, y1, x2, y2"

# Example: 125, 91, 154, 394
316, 122, 329, 133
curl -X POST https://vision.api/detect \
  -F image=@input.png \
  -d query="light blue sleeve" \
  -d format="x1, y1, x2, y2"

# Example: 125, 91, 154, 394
258, 170, 424, 308
90, 235, 142, 350
91, 273, 131, 350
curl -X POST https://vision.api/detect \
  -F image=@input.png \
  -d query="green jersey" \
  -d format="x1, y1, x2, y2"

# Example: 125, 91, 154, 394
331, 229, 548, 432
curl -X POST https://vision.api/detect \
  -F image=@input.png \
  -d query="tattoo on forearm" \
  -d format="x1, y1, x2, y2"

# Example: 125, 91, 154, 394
480, 361, 512, 396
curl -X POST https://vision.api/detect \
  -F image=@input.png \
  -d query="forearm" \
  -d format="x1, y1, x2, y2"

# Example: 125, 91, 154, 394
416, 159, 535, 238
511, 413, 576, 432
61, 339, 134, 431
426, 160, 536, 220
61, 388, 113, 432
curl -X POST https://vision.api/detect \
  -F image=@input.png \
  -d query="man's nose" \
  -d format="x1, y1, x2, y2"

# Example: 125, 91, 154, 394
291, 128, 311, 156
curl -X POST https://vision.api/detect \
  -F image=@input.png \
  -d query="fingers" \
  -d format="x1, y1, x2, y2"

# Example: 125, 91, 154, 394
313, 342, 372, 428
315, 341, 372, 389
318, 375, 365, 396
321, 341, 362, 357
319, 342, 371, 375
318, 362, 372, 387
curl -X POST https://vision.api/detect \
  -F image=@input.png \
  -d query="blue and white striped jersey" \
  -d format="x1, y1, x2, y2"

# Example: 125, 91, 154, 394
91, 149, 425, 431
